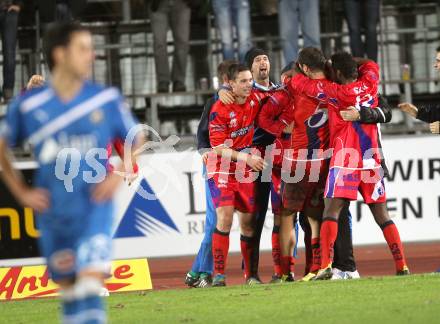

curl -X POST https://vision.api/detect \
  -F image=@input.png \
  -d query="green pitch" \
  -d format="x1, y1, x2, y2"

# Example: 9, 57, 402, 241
2, 274, 440, 324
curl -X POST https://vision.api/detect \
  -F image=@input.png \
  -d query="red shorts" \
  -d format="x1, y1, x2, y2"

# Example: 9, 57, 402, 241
208, 173, 257, 213
270, 167, 282, 215
324, 167, 386, 204
281, 159, 328, 212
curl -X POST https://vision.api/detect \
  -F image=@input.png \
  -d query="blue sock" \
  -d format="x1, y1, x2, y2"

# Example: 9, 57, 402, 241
62, 299, 81, 323
77, 295, 106, 324
293, 221, 299, 258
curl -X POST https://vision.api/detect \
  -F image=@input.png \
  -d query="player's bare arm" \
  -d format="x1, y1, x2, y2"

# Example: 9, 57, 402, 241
0, 138, 50, 213
398, 102, 418, 118
218, 88, 235, 104
340, 106, 361, 121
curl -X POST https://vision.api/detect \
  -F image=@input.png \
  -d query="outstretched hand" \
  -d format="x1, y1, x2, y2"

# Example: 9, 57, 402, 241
398, 102, 418, 118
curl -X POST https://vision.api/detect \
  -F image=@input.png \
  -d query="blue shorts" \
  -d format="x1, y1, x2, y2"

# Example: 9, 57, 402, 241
37, 202, 114, 282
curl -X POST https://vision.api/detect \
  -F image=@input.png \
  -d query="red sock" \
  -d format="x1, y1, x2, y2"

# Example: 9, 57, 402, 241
212, 229, 230, 275
280, 256, 294, 276
271, 226, 281, 276
303, 222, 312, 275
240, 235, 254, 279
310, 237, 321, 273
320, 218, 338, 269
381, 221, 407, 271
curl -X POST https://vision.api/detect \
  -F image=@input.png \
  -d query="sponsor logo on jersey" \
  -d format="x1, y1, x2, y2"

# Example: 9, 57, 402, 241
90, 109, 104, 124
230, 125, 253, 139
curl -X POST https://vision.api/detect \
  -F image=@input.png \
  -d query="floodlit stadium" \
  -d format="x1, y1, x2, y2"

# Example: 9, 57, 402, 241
0, 1, 439, 323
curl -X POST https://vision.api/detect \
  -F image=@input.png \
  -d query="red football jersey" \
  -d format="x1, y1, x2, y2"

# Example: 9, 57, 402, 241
256, 87, 294, 140
256, 86, 295, 166
290, 62, 381, 169
208, 92, 263, 175
288, 76, 330, 161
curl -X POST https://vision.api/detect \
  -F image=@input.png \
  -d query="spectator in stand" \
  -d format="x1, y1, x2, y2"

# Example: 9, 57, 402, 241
0, 0, 21, 103
344, 0, 380, 61
150, 0, 191, 93
212, 0, 252, 62
278, 0, 321, 62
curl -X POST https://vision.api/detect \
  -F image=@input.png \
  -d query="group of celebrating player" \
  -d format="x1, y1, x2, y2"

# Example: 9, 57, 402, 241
185, 46, 410, 288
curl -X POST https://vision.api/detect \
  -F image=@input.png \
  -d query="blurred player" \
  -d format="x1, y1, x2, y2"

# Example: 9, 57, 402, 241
0, 22, 141, 323
23, 74, 139, 185
291, 52, 409, 280
208, 63, 265, 286
184, 60, 236, 288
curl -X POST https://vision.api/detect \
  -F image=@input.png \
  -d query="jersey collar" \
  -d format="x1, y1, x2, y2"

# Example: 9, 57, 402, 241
252, 80, 280, 92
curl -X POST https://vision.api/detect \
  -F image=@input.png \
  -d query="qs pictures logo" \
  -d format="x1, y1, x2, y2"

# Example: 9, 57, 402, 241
0, 208, 40, 240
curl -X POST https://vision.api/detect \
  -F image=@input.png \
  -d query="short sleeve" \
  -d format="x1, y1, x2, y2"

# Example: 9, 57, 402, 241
208, 103, 229, 148
110, 92, 139, 142
0, 97, 24, 147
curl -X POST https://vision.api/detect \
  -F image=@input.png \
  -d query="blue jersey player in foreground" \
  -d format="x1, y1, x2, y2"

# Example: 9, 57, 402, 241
0, 22, 141, 323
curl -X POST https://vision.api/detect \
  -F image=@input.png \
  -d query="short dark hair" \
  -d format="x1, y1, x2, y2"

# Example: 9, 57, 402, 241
331, 52, 358, 80
281, 61, 296, 75
227, 63, 251, 81
297, 47, 326, 72
437, 46, 440, 53
217, 60, 237, 80
43, 22, 89, 71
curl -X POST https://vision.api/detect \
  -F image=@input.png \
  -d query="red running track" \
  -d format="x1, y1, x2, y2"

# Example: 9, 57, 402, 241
148, 241, 440, 290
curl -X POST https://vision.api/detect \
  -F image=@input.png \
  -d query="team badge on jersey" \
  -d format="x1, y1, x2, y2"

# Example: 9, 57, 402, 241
90, 109, 104, 124
229, 111, 237, 127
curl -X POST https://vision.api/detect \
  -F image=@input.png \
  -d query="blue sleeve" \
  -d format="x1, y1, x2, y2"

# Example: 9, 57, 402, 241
0, 97, 24, 147
110, 92, 139, 142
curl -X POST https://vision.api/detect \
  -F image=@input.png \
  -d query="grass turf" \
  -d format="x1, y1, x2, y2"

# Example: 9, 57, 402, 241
1, 274, 440, 324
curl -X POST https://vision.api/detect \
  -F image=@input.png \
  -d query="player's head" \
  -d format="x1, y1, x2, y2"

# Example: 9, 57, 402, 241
227, 63, 253, 98
297, 47, 326, 76
43, 22, 94, 79
245, 48, 270, 82
217, 60, 237, 85
434, 46, 440, 71
330, 52, 358, 84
